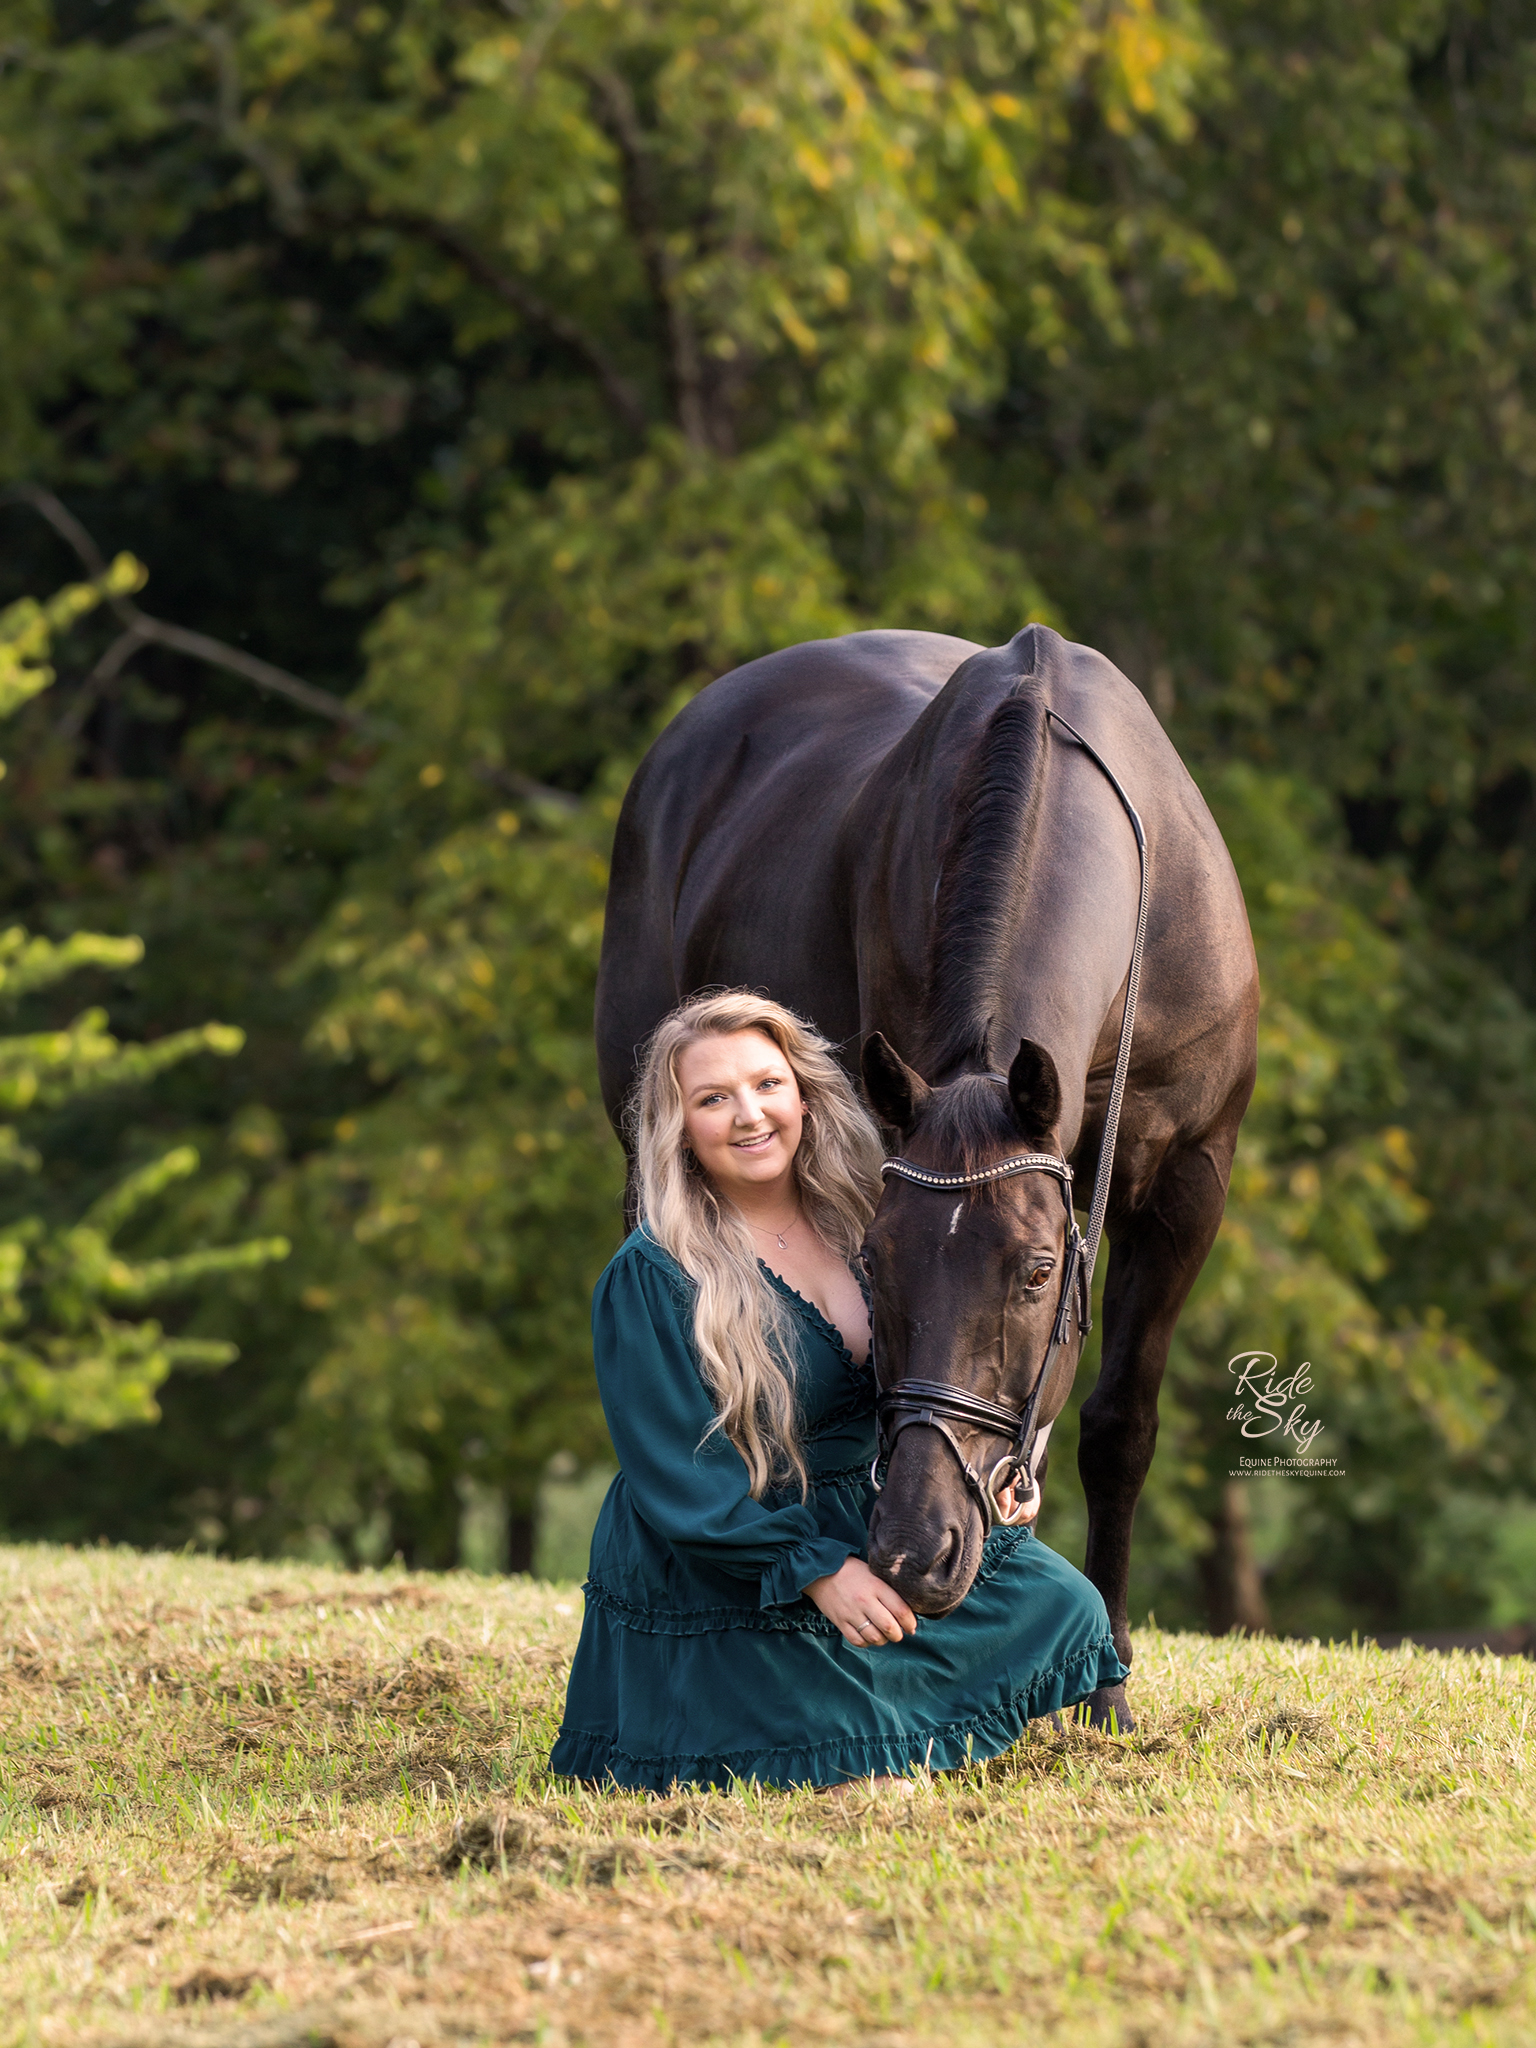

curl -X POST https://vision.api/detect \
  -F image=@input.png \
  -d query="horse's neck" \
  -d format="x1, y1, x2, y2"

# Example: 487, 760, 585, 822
988, 852, 1140, 1155
911, 688, 1142, 1156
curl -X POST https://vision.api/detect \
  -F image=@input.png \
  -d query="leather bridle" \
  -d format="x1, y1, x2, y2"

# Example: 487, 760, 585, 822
868, 710, 1150, 1532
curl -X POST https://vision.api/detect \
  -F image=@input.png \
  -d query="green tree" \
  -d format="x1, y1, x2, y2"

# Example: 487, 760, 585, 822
977, 0, 1536, 985
261, 788, 621, 1565
0, 0, 1534, 1633
0, 564, 289, 1441
0, 0, 1214, 1561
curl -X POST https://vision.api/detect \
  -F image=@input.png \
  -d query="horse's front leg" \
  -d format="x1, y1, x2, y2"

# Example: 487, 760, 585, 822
1075, 1134, 1237, 1731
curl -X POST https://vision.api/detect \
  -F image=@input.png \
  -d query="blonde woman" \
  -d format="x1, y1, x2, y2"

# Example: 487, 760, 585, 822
550, 991, 1124, 1791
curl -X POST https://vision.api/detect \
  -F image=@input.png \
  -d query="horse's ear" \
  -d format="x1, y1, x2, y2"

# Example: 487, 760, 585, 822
1007, 1038, 1062, 1147
861, 1032, 930, 1135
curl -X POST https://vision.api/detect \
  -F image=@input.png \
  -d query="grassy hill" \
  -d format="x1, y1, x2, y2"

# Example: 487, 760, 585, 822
1, 1544, 1532, 2046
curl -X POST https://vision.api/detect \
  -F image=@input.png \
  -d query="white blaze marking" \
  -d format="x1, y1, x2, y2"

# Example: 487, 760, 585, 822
948, 1202, 962, 1236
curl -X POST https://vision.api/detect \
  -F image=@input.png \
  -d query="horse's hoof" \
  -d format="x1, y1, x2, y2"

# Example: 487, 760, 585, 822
1082, 1684, 1136, 1734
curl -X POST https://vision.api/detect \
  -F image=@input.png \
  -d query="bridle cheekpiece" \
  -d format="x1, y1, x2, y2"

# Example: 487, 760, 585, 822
866, 706, 1151, 1536
871, 1144, 1088, 1530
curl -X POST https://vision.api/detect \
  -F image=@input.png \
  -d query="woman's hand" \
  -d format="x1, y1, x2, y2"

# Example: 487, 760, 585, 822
805, 1557, 917, 1647
993, 1476, 1040, 1525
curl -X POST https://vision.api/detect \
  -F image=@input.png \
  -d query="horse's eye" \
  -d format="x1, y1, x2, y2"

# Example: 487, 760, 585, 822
857, 1248, 874, 1274
1025, 1264, 1053, 1292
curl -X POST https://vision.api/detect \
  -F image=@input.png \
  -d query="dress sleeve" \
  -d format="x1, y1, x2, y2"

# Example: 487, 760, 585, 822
592, 1248, 858, 1609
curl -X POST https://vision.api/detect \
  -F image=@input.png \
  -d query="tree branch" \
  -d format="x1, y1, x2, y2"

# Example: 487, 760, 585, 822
56, 622, 153, 743
472, 762, 581, 815
11, 484, 108, 579
173, 15, 310, 232
130, 616, 367, 725
162, 14, 646, 443
4, 488, 589, 817
585, 67, 713, 453
381, 213, 648, 441
4, 485, 364, 726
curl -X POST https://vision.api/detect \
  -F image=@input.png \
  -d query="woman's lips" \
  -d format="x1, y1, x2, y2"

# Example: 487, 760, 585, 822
731, 1129, 776, 1150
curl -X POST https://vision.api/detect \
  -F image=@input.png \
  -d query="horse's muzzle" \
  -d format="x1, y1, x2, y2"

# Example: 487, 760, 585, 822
865, 1462, 987, 1616
866, 1502, 984, 1615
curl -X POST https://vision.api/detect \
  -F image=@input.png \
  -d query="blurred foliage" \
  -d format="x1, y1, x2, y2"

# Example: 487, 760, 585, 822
978, 0, 1536, 990
264, 786, 623, 1563
0, 555, 142, 719
0, 0, 1533, 1628
0, 572, 288, 1442
1099, 770, 1506, 1636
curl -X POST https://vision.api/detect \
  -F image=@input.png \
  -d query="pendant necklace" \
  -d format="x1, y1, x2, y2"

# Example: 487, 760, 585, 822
749, 1212, 801, 1252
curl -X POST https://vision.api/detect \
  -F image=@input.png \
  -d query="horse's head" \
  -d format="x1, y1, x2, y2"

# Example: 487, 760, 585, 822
859, 1032, 1085, 1616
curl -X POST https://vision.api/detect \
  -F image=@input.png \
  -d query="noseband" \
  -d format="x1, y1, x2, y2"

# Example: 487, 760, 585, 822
870, 1150, 1086, 1529
868, 709, 1150, 1533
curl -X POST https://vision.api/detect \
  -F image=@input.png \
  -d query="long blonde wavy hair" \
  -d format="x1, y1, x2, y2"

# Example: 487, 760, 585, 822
629, 991, 884, 1498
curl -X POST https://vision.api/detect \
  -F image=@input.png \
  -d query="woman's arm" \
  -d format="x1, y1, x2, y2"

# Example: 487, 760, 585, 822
593, 1250, 858, 1609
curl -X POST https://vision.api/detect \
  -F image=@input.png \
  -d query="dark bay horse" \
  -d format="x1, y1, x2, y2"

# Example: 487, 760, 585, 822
596, 624, 1258, 1728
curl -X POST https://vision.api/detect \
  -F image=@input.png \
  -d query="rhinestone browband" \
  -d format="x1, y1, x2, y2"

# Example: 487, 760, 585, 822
879, 1153, 1074, 1191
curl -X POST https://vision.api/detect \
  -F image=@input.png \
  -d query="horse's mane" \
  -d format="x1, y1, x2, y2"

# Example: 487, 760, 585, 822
918, 677, 1050, 1079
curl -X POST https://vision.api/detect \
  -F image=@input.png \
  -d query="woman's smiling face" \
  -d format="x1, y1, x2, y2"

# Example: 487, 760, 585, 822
675, 1029, 807, 1199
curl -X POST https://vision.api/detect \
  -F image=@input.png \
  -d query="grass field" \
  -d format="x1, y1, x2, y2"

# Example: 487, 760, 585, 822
3, 1546, 1535, 2047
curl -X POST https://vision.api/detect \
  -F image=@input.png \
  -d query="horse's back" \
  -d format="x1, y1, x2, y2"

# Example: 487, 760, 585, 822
641, 627, 977, 784
596, 622, 1253, 1124
596, 631, 978, 1112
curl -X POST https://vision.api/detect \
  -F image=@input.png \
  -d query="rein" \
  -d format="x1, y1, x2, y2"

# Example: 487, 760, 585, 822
869, 709, 1150, 1531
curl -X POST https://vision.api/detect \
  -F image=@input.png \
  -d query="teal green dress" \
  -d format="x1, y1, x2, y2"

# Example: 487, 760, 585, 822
549, 1227, 1126, 1791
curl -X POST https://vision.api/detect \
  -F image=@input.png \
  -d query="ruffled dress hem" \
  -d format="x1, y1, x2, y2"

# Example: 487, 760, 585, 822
548, 1628, 1124, 1791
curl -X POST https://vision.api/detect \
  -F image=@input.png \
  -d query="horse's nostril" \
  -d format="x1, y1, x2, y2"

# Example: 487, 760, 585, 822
938, 1523, 965, 1581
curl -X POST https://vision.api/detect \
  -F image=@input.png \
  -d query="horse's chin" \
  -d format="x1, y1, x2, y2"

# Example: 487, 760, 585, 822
866, 1498, 986, 1616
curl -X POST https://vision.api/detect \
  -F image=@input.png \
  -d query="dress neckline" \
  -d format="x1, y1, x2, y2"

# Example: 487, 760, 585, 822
757, 1260, 870, 1370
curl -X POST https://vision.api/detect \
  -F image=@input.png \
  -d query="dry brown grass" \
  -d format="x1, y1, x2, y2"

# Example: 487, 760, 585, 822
3, 1543, 1536, 2046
